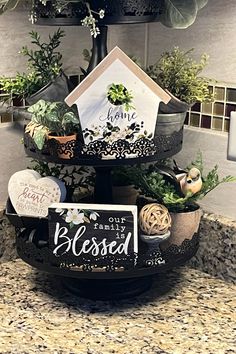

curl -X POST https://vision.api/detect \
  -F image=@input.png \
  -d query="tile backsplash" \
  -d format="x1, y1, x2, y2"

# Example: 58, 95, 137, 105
185, 84, 236, 133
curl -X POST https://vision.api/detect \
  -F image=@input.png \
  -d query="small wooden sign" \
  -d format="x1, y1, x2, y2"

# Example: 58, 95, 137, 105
8, 170, 67, 217
48, 203, 138, 271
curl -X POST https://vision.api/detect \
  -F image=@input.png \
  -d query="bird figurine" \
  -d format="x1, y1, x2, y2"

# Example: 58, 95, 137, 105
180, 167, 203, 196
150, 161, 202, 197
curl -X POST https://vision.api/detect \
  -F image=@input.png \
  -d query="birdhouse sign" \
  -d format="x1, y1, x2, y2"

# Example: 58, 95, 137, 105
65, 47, 171, 152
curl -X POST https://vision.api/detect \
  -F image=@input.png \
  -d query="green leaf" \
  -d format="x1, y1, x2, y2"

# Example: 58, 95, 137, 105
33, 128, 47, 150
63, 112, 79, 125
160, 0, 199, 29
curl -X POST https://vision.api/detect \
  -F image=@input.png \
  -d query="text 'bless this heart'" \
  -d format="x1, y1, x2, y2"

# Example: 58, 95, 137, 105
8, 170, 67, 217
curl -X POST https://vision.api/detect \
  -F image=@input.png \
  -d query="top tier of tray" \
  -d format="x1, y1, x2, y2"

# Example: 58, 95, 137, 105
34, 0, 161, 26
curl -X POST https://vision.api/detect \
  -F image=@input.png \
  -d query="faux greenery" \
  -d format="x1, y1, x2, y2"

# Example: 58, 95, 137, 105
107, 83, 135, 112
129, 152, 236, 212
0, 29, 64, 101
29, 159, 94, 199
146, 47, 214, 105
26, 99, 80, 149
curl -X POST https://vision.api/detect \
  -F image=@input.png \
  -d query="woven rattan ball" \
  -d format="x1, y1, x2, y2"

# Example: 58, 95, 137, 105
139, 203, 171, 235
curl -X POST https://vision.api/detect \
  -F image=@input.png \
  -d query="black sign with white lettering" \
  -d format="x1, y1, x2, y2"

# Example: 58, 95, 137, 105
48, 203, 138, 272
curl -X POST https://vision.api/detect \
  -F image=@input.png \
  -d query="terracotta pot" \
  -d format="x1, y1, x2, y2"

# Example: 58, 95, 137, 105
47, 134, 77, 159
112, 185, 139, 205
160, 207, 202, 250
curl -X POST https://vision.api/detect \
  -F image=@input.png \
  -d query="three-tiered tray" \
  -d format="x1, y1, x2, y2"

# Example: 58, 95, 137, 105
6, 3, 199, 299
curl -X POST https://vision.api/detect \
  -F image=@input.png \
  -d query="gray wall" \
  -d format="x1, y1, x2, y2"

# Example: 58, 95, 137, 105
1, 0, 236, 219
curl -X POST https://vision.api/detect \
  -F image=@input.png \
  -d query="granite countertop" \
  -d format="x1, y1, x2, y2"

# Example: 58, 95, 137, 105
0, 259, 235, 354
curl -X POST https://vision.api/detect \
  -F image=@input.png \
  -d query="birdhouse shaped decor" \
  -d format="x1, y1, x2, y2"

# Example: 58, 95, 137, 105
65, 46, 171, 159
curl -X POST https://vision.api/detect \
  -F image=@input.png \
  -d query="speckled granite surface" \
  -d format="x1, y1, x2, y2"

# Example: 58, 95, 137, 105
0, 259, 235, 354
0, 207, 17, 264
189, 212, 236, 283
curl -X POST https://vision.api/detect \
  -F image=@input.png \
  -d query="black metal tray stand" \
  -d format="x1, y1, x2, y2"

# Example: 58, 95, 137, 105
5, 3, 199, 299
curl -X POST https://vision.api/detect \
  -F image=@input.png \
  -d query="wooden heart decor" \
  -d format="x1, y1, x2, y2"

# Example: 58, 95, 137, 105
8, 170, 67, 218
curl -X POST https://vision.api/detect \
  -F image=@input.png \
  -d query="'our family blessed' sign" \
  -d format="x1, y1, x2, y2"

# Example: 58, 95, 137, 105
48, 203, 138, 271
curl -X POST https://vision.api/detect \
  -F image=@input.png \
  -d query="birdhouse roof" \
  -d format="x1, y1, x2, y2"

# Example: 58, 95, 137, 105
65, 46, 171, 107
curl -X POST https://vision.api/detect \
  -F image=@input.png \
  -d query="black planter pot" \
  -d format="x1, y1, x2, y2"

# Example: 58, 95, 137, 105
26, 72, 73, 105
34, 0, 161, 26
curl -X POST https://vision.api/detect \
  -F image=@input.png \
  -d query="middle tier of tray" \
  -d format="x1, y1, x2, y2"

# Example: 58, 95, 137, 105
24, 129, 183, 166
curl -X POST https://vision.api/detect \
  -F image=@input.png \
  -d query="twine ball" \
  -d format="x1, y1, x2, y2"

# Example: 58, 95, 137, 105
139, 203, 171, 235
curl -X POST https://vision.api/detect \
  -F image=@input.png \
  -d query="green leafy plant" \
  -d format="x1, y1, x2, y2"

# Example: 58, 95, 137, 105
0, 29, 64, 101
147, 47, 214, 105
129, 152, 236, 212
29, 159, 95, 200
107, 83, 135, 112
25, 99, 80, 150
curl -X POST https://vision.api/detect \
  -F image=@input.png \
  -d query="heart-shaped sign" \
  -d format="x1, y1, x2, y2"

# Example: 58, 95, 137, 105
8, 170, 67, 217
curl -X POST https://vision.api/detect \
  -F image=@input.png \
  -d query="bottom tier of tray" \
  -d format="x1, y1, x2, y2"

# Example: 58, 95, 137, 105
15, 226, 199, 280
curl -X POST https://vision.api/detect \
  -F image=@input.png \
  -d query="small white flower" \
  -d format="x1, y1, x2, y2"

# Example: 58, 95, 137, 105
99, 9, 105, 19
65, 209, 85, 225
89, 212, 100, 221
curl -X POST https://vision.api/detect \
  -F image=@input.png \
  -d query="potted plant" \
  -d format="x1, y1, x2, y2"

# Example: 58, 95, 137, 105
0, 29, 71, 106
129, 152, 236, 247
25, 99, 81, 159
146, 47, 214, 139
111, 166, 139, 205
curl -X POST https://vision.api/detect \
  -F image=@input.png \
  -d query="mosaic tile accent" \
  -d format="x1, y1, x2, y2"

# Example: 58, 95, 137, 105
187, 84, 236, 132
